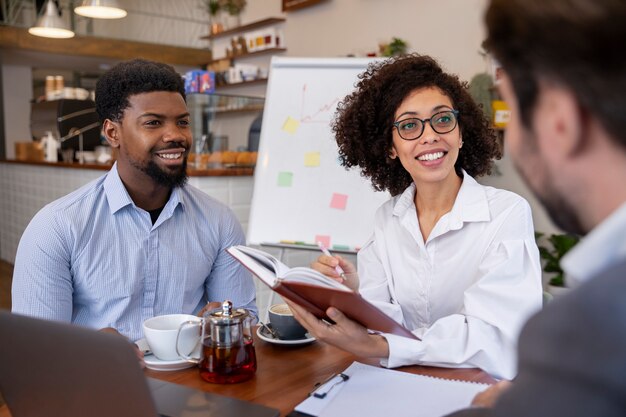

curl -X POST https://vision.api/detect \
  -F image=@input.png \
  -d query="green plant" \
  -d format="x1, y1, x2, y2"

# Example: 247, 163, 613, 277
202, 0, 221, 16
382, 37, 409, 57
535, 232, 580, 287
219, 0, 246, 15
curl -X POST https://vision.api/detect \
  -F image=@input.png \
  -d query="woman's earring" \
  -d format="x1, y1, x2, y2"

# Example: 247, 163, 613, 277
459, 140, 463, 148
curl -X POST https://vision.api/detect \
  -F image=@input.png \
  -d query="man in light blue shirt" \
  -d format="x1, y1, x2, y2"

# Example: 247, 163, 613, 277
12, 59, 257, 342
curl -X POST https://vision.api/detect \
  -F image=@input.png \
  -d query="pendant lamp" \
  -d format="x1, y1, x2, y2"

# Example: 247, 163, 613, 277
28, 0, 75, 39
74, 0, 127, 19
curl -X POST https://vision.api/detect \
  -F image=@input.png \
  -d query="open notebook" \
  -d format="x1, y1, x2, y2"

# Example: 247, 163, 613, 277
227, 245, 417, 339
292, 362, 488, 417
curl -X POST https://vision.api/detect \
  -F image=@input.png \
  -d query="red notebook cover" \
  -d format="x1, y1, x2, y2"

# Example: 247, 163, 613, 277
275, 281, 418, 340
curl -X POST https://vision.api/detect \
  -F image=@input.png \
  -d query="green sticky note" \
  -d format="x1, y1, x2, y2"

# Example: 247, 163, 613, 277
332, 244, 351, 250
277, 172, 293, 187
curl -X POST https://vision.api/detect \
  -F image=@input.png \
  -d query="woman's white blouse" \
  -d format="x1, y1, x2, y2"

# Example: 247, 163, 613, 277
358, 173, 542, 379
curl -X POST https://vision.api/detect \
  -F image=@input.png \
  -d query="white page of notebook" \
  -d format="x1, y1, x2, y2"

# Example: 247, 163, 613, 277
297, 362, 489, 417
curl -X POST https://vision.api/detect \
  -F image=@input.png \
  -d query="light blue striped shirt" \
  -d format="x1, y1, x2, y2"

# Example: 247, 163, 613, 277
12, 163, 257, 341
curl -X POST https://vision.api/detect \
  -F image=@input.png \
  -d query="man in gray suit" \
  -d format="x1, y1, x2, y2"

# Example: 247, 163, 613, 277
450, 0, 626, 416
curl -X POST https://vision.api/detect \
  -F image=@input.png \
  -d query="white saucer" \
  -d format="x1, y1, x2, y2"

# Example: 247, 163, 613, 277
256, 325, 316, 345
143, 354, 196, 372
135, 338, 196, 372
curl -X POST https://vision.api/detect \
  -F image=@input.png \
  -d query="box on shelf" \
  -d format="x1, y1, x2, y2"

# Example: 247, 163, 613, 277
15, 142, 44, 162
492, 100, 511, 128
184, 70, 216, 94
245, 28, 284, 53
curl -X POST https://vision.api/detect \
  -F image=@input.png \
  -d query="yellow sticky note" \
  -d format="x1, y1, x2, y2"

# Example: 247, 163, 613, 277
304, 152, 321, 167
282, 116, 300, 134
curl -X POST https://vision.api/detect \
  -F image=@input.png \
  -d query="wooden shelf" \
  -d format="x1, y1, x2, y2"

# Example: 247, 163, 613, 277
200, 17, 286, 40
0, 26, 212, 67
207, 48, 286, 65
213, 105, 264, 114
215, 78, 268, 90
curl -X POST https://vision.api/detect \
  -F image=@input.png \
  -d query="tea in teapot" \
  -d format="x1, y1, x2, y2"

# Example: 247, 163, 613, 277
177, 300, 256, 384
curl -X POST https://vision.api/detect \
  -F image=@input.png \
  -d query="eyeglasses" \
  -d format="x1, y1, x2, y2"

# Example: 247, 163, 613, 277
392, 110, 460, 141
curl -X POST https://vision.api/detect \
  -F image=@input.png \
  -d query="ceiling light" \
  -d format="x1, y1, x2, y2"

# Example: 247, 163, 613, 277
28, 0, 75, 39
74, 0, 127, 19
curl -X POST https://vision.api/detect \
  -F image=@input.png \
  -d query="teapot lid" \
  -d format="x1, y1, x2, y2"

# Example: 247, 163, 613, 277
208, 300, 248, 324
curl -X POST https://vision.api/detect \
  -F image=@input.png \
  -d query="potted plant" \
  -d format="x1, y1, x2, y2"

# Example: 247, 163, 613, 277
380, 37, 409, 57
202, 0, 224, 34
219, 0, 246, 29
535, 232, 580, 296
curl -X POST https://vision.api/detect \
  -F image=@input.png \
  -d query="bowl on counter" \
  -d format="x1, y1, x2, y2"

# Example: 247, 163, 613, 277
75, 151, 96, 163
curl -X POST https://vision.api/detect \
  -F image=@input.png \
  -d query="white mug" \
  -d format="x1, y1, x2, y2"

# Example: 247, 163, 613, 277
143, 314, 200, 361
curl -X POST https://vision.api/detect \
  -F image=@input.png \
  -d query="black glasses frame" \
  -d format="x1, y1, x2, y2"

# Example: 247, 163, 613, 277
392, 110, 460, 141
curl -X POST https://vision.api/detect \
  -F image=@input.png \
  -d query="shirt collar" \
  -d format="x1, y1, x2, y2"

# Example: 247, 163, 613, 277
103, 162, 185, 215
392, 170, 491, 230
562, 201, 626, 286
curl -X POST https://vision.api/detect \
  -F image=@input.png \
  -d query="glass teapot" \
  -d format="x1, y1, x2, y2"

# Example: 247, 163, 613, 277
177, 300, 256, 384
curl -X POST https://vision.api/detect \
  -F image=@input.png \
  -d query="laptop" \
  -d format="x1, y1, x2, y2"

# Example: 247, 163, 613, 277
0, 311, 279, 417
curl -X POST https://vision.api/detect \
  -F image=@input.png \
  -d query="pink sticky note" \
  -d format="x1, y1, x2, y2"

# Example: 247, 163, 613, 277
330, 193, 348, 210
315, 235, 331, 249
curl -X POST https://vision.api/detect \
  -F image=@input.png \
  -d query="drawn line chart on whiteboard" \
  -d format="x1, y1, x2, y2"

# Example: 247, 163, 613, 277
300, 84, 342, 124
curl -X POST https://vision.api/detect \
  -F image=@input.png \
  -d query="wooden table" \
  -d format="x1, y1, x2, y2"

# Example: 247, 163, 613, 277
145, 332, 495, 416
0, 332, 495, 417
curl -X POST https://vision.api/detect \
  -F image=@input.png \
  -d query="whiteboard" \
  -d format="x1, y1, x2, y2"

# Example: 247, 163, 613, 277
247, 57, 391, 251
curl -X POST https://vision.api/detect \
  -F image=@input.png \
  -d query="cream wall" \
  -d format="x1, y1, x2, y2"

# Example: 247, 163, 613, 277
1, 64, 33, 160
238, 0, 489, 80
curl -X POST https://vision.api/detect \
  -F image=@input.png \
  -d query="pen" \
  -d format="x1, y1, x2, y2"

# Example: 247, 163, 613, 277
316, 241, 346, 281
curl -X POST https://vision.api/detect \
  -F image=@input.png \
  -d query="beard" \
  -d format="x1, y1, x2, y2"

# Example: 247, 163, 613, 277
130, 152, 189, 189
511, 130, 587, 236
524, 168, 586, 235
144, 158, 188, 188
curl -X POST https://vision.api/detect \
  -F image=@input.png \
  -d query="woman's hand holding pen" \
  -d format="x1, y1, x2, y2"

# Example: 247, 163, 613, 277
311, 255, 360, 292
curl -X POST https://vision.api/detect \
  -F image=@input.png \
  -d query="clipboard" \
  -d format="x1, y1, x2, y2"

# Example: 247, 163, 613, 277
288, 362, 489, 417
287, 373, 351, 417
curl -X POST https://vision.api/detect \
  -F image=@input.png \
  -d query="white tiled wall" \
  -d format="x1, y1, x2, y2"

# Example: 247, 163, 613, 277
0, 164, 104, 264
187, 176, 254, 234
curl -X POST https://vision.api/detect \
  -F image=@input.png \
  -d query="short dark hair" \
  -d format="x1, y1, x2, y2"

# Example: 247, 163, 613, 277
95, 59, 186, 124
332, 54, 500, 196
485, 0, 626, 148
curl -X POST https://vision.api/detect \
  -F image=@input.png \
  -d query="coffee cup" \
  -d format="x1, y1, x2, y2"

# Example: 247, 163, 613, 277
143, 314, 200, 361
268, 303, 307, 340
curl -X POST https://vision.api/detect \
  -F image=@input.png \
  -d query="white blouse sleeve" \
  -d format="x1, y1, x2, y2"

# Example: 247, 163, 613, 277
372, 201, 542, 380
357, 237, 406, 324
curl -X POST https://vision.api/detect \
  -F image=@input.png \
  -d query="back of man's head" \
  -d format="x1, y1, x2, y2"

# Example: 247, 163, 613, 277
485, 0, 626, 150
95, 59, 186, 125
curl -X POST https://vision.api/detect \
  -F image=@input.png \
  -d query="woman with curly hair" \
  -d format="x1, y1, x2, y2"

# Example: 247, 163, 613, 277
287, 54, 542, 379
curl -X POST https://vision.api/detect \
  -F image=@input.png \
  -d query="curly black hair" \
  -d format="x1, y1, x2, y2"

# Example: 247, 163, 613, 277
95, 59, 186, 125
333, 54, 501, 196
